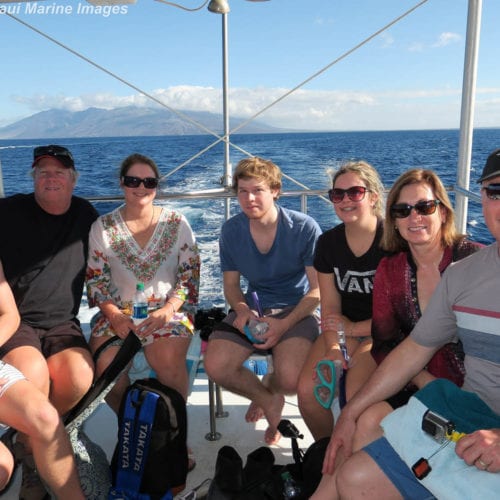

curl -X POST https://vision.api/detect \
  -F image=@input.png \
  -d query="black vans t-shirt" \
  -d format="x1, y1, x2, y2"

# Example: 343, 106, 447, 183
313, 220, 387, 322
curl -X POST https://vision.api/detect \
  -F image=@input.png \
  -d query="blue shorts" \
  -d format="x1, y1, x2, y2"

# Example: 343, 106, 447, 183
364, 437, 436, 500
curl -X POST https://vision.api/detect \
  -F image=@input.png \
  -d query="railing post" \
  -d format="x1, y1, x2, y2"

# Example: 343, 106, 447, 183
455, 0, 482, 234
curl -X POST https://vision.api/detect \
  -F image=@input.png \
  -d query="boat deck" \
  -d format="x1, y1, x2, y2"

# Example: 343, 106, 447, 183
2, 344, 317, 499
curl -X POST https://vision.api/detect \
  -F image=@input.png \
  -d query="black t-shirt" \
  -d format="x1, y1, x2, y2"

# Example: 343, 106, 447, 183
0, 193, 98, 328
313, 220, 387, 322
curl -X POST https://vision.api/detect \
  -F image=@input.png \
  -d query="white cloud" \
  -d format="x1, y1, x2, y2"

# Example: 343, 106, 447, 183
8, 84, 500, 131
408, 41, 424, 52
379, 32, 394, 48
433, 32, 461, 47
408, 32, 461, 51
314, 17, 334, 26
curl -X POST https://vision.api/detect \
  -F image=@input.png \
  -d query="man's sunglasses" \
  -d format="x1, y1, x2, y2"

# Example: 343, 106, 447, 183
390, 199, 440, 219
482, 184, 500, 201
328, 186, 369, 204
122, 176, 159, 189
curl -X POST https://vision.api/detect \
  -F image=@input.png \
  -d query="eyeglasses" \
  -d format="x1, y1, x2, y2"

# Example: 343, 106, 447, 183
390, 199, 441, 219
482, 184, 500, 200
122, 176, 159, 189
328, 186, 369, 203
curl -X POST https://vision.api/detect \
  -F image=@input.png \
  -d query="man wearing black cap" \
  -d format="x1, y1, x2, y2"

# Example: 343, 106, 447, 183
0, 145, 98, 498
311, 149, 500, 499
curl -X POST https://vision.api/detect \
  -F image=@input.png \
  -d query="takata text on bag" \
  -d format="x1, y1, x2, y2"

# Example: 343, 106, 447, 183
109, 378, 188, 499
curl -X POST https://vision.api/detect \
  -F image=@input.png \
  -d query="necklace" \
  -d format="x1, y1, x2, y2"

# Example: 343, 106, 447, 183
122, 206, 156, 234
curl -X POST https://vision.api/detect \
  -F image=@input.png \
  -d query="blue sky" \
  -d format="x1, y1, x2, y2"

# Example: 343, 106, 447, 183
0, 0, 499, 131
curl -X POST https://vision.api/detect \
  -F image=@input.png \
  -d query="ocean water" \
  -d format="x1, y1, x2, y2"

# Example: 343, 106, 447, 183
0, 129, 498, 307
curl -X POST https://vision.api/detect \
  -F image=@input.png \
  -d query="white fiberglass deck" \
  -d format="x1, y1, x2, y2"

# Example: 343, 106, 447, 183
2, 311, 317, 498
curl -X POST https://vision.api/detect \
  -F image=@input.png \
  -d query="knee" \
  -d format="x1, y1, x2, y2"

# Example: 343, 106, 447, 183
275, 368, 300, 395
203, 352, 224, 382
296, 372, 314, 408
356, 408, 380, 436
336, 455, 367, 495
355, 405, 386, 448
203, 346, 229, 382
25, 399, 61, 441
64, 362, 94, 397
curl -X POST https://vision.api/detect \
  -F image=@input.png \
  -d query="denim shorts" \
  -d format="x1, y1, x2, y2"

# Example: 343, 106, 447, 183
364, 437, 436, 500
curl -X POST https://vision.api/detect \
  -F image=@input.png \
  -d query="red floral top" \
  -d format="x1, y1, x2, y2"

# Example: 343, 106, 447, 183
371, 238, 482, 391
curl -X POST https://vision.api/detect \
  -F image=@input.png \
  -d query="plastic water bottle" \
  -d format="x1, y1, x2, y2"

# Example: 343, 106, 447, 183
337, 321, 350, 364
247, 318, 269, 338
281, 471, 300, 499
132, 282, 148, 325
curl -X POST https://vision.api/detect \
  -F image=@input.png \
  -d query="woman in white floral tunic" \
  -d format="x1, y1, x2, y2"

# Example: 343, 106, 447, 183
86, 153, 200, 412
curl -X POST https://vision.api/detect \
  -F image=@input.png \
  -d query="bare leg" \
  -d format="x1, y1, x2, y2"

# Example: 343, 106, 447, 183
344, 340, 377, 401
1, 380, 84, 499
311, 408, 390, 499
47, 347, 94, 415
337, 448, 402, 499
0, 442, 14, 492
204, 339, 285, 445
297, 336, 334, 440
145, 336, 191, 401
3, 346, 50, 396
263, 336, 312, 444
245, 373, 269, 423
353, 401, 392, 451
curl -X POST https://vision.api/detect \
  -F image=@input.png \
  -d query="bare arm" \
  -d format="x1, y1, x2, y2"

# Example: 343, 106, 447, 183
318, 271, 371, 361
223, 270, 254, 332
254, 265, 320, 350
0, 261, 20, 347
276, 265, 320, 330
322, 336, 438, 474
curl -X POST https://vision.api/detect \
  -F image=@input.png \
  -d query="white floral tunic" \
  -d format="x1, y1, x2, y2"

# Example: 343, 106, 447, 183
86, 205, 200, 343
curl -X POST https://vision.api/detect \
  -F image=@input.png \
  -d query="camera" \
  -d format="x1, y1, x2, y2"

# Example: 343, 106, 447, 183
194, 307, 227, 341
421, 410, 455, 443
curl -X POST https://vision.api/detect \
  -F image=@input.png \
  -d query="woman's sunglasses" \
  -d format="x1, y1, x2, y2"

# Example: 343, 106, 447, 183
314, 360, 339, 409
122, 176, 159, 189
328, 186, 369, 204
391, 199, 440, 219
482, 184, 500, 200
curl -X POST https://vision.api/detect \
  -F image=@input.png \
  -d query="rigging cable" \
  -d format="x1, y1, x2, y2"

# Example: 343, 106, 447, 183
4, 0, 428, 191
229, 0, 430, 136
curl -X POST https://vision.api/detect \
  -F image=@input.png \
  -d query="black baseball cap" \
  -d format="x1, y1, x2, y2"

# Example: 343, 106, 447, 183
477, 148, 500, 183
32, 145, 75, 169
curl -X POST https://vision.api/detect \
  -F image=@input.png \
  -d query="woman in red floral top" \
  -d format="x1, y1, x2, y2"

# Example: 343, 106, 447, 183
354, 168, 482, 448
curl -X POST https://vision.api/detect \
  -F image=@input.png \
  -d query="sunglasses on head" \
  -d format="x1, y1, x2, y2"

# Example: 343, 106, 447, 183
328, 186, 369, 203
482, 184, 500, 201
33, 145, 74, 168
122, 175, 159, 189
391, 199, 440, 219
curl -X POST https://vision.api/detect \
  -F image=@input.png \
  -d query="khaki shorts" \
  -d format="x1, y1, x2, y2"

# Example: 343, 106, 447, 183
210, 306, 319, 353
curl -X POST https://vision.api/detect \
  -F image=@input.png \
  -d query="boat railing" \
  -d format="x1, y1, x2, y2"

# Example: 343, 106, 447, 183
85, 184, 478, 230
